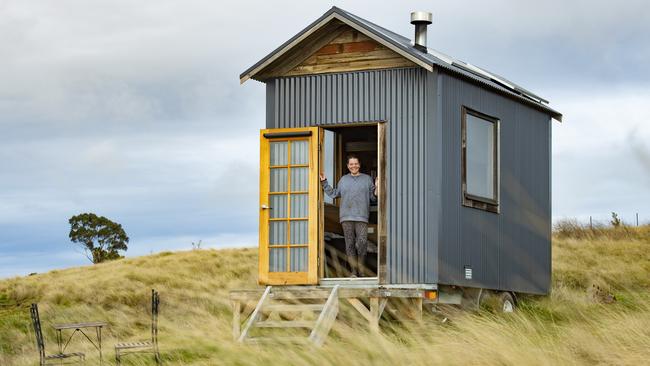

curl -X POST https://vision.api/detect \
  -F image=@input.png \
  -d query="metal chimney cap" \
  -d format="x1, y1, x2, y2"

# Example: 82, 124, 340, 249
410, 11, 432, 25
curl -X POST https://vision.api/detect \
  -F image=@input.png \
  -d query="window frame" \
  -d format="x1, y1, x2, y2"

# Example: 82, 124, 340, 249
461, 106, 500, 213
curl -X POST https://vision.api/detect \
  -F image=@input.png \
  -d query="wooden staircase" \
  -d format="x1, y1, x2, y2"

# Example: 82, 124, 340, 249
237, 285, 340, 346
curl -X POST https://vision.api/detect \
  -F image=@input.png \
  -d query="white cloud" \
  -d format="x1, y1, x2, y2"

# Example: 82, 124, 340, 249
552, 87, 650, 222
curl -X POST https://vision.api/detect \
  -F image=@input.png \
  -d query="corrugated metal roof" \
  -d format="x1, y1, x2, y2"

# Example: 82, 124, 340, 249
240, 6, 562, 121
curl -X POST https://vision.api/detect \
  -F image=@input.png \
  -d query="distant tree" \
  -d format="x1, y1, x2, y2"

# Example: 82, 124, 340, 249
610, 212, 622, 228
68, 213, 129, 263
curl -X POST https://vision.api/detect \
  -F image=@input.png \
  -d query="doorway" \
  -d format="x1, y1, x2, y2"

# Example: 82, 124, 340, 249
320, 123, 384, 281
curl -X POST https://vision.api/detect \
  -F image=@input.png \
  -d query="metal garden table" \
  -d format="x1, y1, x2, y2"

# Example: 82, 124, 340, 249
53, 321, 108, 365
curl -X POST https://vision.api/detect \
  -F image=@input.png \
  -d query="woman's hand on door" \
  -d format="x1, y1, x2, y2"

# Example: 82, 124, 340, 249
319, 172, 327, 182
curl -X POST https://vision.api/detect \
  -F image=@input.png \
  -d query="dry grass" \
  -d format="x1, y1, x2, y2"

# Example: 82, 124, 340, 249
1, 228, 649, 365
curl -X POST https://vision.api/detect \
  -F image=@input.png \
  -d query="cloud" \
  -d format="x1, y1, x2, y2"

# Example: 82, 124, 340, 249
551, 87, 650, 222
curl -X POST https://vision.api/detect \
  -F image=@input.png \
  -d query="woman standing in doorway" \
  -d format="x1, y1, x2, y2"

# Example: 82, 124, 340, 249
320, 155, 377, 277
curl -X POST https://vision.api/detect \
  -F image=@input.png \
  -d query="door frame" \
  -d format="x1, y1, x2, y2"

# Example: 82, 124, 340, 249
317, 121, 388, 284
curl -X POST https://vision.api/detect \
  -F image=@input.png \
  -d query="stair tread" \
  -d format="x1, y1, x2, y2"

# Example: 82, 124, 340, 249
263, 304, 325, 312
245, 336, 309, 344
255, 320, 316, 328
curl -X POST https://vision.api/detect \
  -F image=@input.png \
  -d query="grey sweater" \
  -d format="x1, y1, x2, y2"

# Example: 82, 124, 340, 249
321, 173, 376, 223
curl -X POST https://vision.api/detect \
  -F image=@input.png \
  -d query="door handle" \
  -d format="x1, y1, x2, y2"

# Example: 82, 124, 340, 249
261, 205, 271, 209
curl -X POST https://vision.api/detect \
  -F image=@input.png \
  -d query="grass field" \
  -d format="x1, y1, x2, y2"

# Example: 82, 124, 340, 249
1, 225, 649, 365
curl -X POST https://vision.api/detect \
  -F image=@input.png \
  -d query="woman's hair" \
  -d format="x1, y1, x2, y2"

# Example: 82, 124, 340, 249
346, 154, 360, 165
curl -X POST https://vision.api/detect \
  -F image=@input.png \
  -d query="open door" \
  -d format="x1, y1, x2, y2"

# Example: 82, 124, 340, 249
259, 127, 319, 285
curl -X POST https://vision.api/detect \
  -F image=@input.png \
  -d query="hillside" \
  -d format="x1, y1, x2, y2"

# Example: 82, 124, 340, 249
1, 227, 650, 365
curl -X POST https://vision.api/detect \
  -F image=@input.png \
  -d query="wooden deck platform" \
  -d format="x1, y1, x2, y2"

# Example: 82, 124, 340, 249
230, 283, 437, 345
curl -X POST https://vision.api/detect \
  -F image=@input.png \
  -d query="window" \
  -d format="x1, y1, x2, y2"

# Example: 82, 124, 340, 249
461, 107, 499, 213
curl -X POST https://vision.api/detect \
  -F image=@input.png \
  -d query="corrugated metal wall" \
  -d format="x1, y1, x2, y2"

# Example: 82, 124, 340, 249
266, 68, 431, 284
437, 72, 552, 294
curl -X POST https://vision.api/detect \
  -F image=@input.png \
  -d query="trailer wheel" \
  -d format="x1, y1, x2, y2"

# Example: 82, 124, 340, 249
498, 292, 516, 313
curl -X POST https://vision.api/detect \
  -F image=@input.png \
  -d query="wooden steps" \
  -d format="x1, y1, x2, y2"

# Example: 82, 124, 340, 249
237, 285, 340, 346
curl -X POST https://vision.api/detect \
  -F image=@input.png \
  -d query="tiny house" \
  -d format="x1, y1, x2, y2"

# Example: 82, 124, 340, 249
234, 7, 562, 327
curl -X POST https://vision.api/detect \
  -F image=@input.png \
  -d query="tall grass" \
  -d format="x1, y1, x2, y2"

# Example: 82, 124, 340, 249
1, 229, 649, 365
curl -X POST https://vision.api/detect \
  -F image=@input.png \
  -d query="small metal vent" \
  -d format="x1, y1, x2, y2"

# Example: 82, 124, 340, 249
464, 266, 473, 280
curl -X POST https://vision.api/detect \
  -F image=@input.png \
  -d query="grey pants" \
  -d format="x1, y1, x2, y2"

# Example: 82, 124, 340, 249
341, 221, 368, 259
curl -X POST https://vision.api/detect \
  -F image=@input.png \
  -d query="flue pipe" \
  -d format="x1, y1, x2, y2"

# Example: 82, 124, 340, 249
410, 11, 432, 52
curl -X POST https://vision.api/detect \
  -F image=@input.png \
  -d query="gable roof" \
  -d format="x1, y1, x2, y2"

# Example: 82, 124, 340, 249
241, 7, 562, 121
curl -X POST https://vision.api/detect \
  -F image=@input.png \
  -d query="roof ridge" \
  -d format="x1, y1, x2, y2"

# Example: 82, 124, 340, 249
239, 7, 561, 120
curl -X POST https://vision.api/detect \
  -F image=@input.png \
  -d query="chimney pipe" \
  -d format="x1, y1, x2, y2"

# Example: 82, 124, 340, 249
410, 11, 432, 52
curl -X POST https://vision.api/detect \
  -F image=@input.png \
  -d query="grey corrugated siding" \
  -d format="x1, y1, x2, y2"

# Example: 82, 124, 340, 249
437, 72, 551, 295
266, 68, 431, 284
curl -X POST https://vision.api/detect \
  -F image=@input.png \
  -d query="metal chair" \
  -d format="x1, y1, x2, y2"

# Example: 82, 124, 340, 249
30, 303, 85, 365
115, 289, 161, 365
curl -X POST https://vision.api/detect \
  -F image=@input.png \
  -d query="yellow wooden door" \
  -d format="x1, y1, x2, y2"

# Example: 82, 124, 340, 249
259, 127, 319, 285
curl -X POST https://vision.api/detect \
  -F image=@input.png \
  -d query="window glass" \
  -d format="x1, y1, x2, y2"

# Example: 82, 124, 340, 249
269, 195, 287, 218
290, 194, 308, 218
269, 221, 287, 245
466, 113, 496, 200
269, 248, 286, 272
290, 220, 307, 244
270, 168, 287, 192
290, 247, 308, 272
290, 140, 309, 165
291, 167, 308, 191
270, 141, 288, 166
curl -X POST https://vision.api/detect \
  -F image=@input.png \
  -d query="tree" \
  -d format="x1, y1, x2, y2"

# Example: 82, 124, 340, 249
610, 212, 622, 228
68, 213, 129, 263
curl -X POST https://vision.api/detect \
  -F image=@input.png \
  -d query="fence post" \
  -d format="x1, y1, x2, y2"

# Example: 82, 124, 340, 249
589, 216, 593, 230
636, 213, 639, 227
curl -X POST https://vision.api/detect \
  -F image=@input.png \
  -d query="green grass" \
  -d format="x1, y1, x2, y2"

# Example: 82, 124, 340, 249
1, 227, 649, 365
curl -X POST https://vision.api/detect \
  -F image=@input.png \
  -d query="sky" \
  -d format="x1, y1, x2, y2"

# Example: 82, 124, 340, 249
1, 0, 650, 278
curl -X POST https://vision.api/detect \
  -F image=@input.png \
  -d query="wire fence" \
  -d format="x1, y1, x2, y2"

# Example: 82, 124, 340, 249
553, 212, 650, 240
555, 212, 645, 229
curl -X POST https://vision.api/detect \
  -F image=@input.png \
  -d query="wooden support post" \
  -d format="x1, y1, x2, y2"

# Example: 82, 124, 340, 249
347, 298, 373, 323
379, 298, 388, 318
369, 297, 380, 332
232, 300, 241, 340
413, 298, 423, 322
